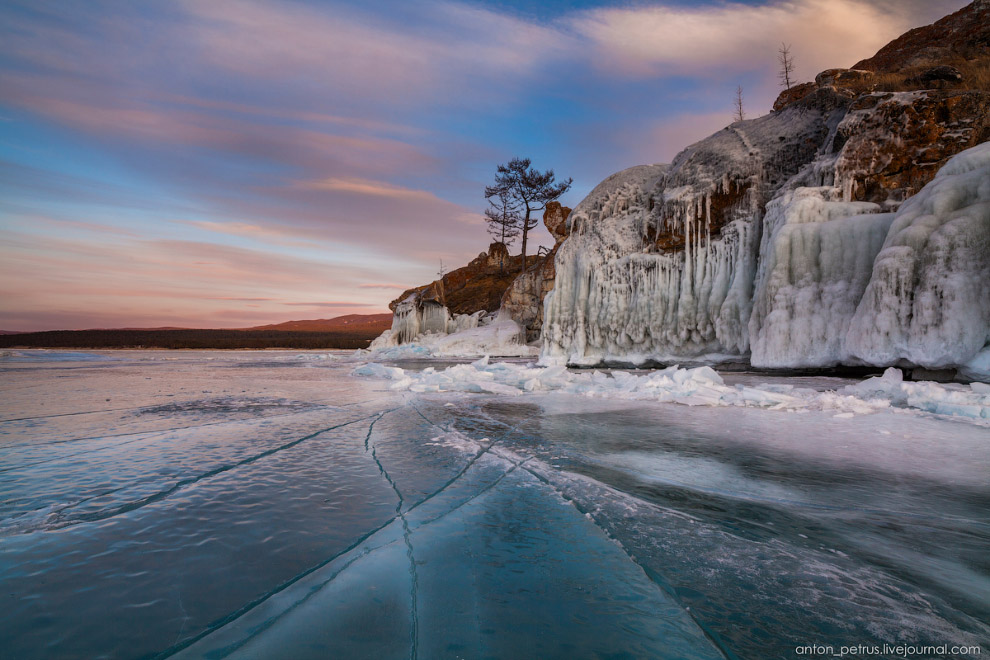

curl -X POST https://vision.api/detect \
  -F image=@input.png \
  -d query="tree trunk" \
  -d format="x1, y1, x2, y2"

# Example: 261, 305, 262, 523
520, 208, 530, 273
498, 226, 505, 274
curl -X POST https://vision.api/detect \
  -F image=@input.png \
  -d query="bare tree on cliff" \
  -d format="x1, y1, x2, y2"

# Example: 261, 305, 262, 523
733, 85, 745, 122
778, 43, 795, 90
484, 189, 521, 273
485, 157, 572, 273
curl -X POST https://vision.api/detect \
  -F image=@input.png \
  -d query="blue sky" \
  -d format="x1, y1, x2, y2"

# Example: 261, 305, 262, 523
0, 0, 967, 329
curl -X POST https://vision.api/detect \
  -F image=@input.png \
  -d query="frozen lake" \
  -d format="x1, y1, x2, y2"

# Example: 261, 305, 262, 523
1, 350, 988, 659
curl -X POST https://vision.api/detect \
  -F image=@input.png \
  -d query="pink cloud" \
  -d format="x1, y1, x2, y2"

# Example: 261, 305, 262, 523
0, 226, 399, 330
570, 0, 938, 81
177, 0, 567, 106
358, 283, 407, 290
294, 177, 442, 203
281, 301, 375, 307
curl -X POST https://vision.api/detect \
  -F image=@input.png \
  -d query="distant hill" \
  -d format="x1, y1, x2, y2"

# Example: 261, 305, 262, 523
0, 314, 395, 350
248, 313, 392, 332
0, 330, 23, 335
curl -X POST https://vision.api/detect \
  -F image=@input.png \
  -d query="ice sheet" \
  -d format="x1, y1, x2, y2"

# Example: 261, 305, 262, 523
2, 350, 987, 659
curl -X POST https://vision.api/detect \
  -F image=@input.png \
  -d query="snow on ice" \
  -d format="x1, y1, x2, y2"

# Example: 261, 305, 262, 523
353, 360, 990, 423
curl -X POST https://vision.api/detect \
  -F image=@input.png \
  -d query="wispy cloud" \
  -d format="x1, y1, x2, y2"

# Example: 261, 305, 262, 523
178, 0, 568, 108
294, 177, 441, 202
571, 0, 917, 80
281, 301, 375, 307
210, 296, 277, 302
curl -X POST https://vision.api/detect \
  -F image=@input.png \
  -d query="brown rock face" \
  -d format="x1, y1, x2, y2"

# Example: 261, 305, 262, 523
834, 90, 990, 203
501, 203, 573, 340
772, 82, 816, 111
543, 201, 571, 245
773, 1, 989, 116
815, 68, 873, 87
486, 241, 510, 269
389, 244, 526, 316
764, 0, 990, 207
852, 0, 990, 73
500, 249, 558, 342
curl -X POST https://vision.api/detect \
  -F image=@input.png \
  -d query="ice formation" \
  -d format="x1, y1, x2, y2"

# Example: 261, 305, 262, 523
385, 297, 470, 345
367, 313, 537, 359
542, 102, 990, 378
845, 142, 990, 371
543, 104, 836, 365
353, 360, 990, 423
748, 190, 893, 367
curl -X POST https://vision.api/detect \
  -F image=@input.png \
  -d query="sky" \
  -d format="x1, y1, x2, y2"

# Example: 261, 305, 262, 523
0, 0, 969, 330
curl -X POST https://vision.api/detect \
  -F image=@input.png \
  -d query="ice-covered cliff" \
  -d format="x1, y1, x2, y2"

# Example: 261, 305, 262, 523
544, 132, 989, 376
540, 2, 989, 376
845, 144, 990, 371
544, 103, 989, 371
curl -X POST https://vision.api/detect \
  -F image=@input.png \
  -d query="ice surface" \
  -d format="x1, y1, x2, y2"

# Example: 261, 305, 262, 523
543, 107, 831, 365
2, 350, 988, 659
842, 367, 990, 419
354, 360, 990, 423
749, 187, 893, 367
0, 349, 121, 362
372, 295, 497, 355
542, 163, 760, 364
387, 295, 453, 344
961, 346, 990, 382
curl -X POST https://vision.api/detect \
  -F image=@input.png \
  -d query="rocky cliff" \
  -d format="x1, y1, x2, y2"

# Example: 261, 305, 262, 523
499, 202, 571, 342
389, 242, 519, 317
543, 0, 989, 378
380, 239, 558, 346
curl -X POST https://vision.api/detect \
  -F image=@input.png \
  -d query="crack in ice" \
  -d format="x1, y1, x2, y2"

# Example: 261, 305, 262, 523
47, 412, 382, 529
160, 411, 513, 659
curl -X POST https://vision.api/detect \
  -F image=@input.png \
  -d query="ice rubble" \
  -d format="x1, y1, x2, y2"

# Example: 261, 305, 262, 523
543, 114, 990, 377
353, 360, 990, 423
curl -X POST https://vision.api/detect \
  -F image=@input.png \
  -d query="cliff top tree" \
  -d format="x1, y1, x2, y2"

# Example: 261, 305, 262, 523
484, 189, 521, 273
485, 157, 572, 273
778, 42, 795, 89
733, 85, 745, 122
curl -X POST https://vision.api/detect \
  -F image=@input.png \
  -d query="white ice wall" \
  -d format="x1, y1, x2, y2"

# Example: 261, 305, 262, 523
543, 107, 829, 365
748, 187, 893, 367
845, 142, 990, 369
542, 132, 990, 376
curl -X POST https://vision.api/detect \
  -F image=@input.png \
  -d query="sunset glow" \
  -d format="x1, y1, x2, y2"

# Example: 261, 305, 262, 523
0, 0, 965, 330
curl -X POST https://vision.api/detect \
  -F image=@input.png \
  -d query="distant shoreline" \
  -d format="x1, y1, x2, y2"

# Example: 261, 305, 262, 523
0, 329, 380, 350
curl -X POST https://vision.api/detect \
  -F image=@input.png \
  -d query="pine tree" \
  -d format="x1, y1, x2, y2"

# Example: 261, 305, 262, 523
483, 190, 521, 274
485, 157, 572, 273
